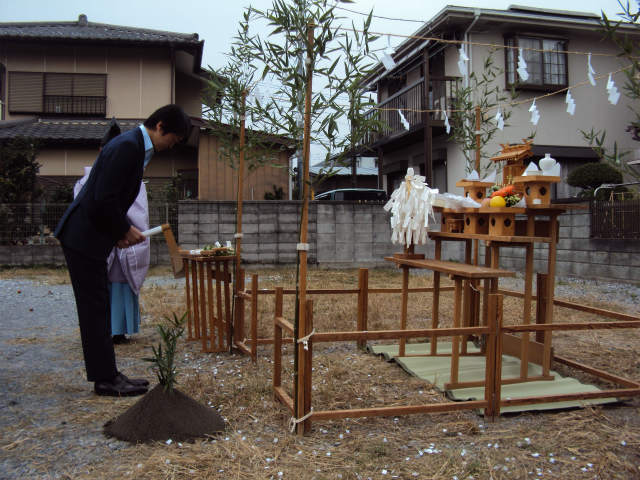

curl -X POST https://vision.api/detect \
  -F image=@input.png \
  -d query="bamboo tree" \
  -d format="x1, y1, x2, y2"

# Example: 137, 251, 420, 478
218, 0, 381, 430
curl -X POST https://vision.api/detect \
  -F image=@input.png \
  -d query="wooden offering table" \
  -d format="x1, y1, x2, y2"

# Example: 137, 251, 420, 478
385, 254, 515, 389
429, 203, 584, 380
180, 250, 235, 353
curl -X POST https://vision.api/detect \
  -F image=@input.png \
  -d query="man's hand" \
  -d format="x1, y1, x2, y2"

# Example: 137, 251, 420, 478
117, 225, 146, 249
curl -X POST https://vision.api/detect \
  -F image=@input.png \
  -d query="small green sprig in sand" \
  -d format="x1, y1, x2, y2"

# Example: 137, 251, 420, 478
144, 312, 186, 392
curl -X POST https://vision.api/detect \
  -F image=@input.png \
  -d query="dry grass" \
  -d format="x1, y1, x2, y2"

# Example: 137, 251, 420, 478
3, 266, 640, 479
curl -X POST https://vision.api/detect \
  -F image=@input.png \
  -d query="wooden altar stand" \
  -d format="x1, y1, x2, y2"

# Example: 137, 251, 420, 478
180, 250, 235, 353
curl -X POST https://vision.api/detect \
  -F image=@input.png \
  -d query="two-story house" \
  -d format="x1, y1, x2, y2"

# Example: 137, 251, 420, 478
0, 14, 293, 201
361, 5, 639, 200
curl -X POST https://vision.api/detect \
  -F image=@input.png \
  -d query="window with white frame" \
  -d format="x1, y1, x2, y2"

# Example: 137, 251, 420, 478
505, 36, 567, 90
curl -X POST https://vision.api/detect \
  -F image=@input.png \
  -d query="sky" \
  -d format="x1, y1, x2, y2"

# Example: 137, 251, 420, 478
1, 0, 626, 70
0, 0, 629, 163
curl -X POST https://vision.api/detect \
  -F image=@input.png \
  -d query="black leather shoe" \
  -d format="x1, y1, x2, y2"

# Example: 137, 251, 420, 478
95, 375, 148, 397
112, 334, 131, 345
116, 371, 149, 387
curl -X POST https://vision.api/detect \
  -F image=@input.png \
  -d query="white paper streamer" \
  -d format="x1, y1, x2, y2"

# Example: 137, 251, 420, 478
606, 73, 621, 105
381, 35, 396, 71
494, 108, 504, 130
587, 53, 596, 86
398, 109, 410, 130
529, 99, 540, 126
384, 168, 439, 246
565, 89, 576, 116
457, 46, 469, 77
517, 48, 529, 82
443, 110, 451, 134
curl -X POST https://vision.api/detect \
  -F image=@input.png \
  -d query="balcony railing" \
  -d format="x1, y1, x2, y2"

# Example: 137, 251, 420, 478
44, 95, 106, 116
361, 76, 461, 146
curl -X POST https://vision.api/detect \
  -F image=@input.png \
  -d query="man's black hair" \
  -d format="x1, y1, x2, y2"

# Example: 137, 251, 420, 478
100, 117, 121, 148
143, 104, 191, 140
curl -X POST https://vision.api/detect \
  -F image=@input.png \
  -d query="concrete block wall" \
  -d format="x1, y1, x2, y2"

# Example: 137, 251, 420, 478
488, 209, 640, 283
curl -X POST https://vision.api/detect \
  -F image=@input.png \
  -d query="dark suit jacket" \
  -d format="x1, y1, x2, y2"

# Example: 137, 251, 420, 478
55, 128, 146, 260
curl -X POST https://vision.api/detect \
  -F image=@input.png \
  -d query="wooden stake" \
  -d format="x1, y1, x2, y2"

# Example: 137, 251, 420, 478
450, 278, 463, 385
192, 260, 200, 338
431, 239, 441, 355
520, 243, 534, 379
273, 287, 283, 392
198, 262, 207, 351
184, 259, 193, 340
251, 273, 258, 362
357, 268, 369, 349
215, 261, 224, 351
223, 260, 232, 348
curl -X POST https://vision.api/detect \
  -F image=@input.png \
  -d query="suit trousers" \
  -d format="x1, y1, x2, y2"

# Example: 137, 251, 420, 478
63, 246, 118, 382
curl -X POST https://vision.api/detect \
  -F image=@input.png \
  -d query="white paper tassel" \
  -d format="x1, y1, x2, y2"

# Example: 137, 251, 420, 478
565, 89, 576, 116
494, 108, 504, 130
398, 109, 410, 130
606, 73, 620, 105
381, 35, 396, 72
384, 168, 439, 247
443, 110, 451, 134
517, 48, 529, 82
529, 99, 540, 126
457, 46, 469, 77
587, 53, 596, 86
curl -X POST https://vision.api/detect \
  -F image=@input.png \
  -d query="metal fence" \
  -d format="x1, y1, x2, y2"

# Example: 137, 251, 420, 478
591, 199, 640, 239
0, 202, 178, 245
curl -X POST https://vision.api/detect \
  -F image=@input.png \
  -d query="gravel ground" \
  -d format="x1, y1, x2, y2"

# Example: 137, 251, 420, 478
0, 272, 638, 479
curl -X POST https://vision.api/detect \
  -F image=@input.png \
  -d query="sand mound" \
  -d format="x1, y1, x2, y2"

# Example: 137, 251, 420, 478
104, 385, 225, 443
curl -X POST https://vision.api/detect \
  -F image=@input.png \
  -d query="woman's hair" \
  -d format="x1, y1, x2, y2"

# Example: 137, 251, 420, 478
100, 118, 122, 148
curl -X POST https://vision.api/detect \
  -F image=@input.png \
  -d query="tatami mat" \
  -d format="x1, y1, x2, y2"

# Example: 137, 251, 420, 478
368, 342, 618, 414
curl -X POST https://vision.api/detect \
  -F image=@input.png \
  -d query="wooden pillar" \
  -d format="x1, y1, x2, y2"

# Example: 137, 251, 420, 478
191, 259, 200, 339
430, 239, 441, 355
205, 260, 214, 352
484, 292, 503, 420
223, 260, 232, 348
543, 214, 559, 376
399, 265, 410, 357
357, 268, 369, 350
535, 273, 548, 344
301, 299, 314, 434
450, 277, 463, 385
520, 243, 534, 379
215, 261, 224, 351
184, 258, 193, 340
273, 287, 283, 393
251, 273, 259, 362
235, 269, 245, 347
198, 262, 207, 351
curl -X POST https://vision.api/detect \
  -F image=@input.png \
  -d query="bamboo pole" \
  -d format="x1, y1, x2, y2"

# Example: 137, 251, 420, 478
295, 23, 315, 434
233, 90, 247, 347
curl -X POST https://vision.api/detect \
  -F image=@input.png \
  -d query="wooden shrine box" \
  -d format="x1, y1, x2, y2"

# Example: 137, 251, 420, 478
463, 209, 489, 234
455, 179, 494, 202
441, 209, 464, 233
479, 207, 526, 236
512, 175, 561, 206
490, 139, 533, 189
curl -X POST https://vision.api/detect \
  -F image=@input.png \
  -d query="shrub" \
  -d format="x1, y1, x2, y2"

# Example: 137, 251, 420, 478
566, 162, 624, 199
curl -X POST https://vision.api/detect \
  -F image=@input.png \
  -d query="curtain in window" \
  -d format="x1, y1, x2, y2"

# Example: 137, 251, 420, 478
543, 39, 566, 86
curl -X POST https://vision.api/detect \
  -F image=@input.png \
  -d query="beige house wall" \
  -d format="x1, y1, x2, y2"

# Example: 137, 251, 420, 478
1, 43, 202, 120
198, 134, 291, 201
37, 148, 97, 176
440, 30, 637, 194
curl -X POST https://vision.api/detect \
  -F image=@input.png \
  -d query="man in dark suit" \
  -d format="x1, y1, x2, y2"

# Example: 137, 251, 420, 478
55, 104, 191, 397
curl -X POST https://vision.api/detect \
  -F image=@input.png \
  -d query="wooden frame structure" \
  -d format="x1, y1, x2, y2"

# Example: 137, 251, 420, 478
182, 252, 235, 353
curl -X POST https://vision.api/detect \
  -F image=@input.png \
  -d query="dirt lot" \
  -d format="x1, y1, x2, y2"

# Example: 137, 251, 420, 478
1, 266, 639, 479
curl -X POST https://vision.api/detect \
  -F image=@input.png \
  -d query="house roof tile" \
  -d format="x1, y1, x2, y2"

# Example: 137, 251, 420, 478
0, 14, 202, 50
0, 118, 143, 144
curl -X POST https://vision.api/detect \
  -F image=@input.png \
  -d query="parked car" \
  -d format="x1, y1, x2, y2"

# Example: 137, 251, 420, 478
314, 188, 388, 202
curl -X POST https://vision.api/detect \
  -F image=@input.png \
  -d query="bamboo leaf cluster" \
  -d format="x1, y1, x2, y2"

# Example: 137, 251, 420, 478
143, 312, 186, 392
